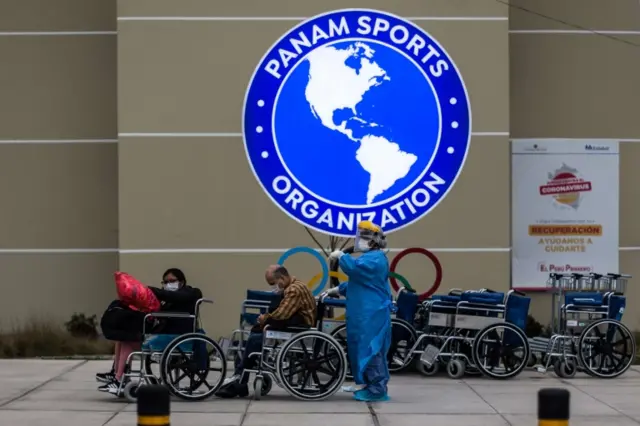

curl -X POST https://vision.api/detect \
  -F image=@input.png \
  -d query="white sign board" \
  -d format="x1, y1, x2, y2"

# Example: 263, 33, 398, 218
511, 139, 619, 290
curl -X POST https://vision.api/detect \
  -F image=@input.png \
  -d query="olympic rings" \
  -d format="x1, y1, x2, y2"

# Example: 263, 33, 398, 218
278, 246, 329, 294
389, 271, 412, 292
389, 248, 443, 301
308, 270, 348, 296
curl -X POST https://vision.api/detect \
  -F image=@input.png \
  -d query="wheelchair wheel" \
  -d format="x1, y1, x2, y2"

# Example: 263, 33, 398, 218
159, 333, 227, 401
328, 324, 352, 379
577, 319, 636, 378
472, 322, 530, 380
123, 381, 140, 403
276, 330, 347, 401
388, 318, 418, 373
553, 359, 577, 378
446, 359, 465, 379
141, 354, 160, 385
253, 375, 273, 400
415, 359, 439, 376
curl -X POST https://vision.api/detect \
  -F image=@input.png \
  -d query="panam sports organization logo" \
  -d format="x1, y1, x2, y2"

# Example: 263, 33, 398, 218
539, 163, 592, 210
243, 9, 471, 237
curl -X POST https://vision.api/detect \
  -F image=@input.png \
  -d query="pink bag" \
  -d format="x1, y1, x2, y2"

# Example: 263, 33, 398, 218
114, 271, 161, 313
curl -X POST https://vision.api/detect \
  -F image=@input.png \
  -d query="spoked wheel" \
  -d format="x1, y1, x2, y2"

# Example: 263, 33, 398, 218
142, 353, 160, 385
328, 324, 352, 379
472, 323, 530, 379
276, 331, 347, 401
159, 333, 227, 401
577, 319, 636, 378
388, 319, 418, 373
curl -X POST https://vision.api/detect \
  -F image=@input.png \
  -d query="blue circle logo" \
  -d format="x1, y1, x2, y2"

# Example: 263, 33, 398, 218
243, 9, 471, 237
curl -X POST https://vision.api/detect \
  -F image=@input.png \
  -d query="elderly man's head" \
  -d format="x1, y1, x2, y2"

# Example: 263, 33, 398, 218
265, 264, 280, 287
265, 264, 293, 290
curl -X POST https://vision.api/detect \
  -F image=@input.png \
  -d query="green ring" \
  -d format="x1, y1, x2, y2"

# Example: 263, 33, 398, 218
389, 271, 414, 293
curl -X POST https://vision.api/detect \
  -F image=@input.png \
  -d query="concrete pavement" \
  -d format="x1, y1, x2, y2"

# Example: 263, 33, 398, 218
1, 360, 640, 425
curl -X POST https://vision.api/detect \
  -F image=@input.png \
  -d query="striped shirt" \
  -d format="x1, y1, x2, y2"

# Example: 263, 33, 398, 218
266, 279, 316, 326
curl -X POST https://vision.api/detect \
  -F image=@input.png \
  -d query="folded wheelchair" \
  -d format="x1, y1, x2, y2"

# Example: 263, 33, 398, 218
119, 298, 227, 402
529, 272, 636, 378
225, 290, 348, 400
386, 287, 531, 380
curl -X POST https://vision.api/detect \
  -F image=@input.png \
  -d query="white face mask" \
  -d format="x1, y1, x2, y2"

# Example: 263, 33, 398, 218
356, 239, 371, 252
164, 281, 180, 291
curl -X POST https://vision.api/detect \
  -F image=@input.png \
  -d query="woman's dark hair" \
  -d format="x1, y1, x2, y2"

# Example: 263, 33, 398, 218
162, 268, 187, 284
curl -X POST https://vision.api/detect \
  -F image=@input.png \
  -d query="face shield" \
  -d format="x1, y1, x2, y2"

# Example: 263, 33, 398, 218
354, 221, 384, 252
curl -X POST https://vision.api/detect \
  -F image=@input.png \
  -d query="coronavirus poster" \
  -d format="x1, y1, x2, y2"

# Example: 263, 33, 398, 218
511, 139, 619, 290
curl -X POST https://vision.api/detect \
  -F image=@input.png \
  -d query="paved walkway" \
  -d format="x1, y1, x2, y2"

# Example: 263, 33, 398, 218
1, 360, 640, 425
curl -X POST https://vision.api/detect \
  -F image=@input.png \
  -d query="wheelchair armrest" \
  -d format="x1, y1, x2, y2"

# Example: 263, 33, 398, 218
457, 301, 505, 310
287, 326, 313, 332
145, 312, 194, 319
323, 298, 347, 308
199, 298, 214, 304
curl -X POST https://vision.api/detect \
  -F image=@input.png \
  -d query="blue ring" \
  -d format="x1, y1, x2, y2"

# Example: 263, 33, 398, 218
278, 246, 329, 296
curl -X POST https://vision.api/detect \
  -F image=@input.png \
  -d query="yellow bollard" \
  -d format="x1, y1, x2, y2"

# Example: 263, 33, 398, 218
137, 384, 170, 426
538, 388, 570, 426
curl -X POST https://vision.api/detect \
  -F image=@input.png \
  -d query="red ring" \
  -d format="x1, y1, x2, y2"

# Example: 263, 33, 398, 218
389, 247, 442, 301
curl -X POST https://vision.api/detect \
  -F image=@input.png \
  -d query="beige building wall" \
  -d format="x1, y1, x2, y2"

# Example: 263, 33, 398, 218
0, 0, 638, 339
509, 0, 640, 329
0, 0, 118, 327
116, 0, 510, 337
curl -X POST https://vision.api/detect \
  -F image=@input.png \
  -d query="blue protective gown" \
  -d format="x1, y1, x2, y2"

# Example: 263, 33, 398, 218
337, 250, 393, 395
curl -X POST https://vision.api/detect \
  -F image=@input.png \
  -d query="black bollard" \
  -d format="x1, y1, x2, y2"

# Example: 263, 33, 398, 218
538, 388, 570, 426
137, 384, 170, 426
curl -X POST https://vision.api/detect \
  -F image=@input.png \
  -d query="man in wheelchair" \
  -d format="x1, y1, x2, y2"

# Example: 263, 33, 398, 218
216, 265, 317, 398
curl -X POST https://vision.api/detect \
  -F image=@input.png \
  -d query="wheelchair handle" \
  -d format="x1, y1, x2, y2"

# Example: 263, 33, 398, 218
510, 290, 527, 297
607, 273, 632, 278
199, 298, 214, 304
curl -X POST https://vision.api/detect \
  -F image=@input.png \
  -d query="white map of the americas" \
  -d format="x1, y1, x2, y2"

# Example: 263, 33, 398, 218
304, 42, 418, 204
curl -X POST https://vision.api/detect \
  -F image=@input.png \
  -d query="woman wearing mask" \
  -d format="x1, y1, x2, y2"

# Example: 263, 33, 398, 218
97, 268, 203, 395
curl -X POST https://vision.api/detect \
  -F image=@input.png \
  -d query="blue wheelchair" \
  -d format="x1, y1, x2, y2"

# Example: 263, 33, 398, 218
390, 287, 531, 379
225, 290, 348, 400
120, 298, 227, 402
531, 273, 636, 378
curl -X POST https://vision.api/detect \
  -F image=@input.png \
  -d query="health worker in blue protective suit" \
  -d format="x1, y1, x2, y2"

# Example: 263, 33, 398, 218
326, 221, 392, 402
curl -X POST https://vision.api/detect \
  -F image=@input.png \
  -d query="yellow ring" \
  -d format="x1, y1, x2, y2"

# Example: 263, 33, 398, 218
307, 270, 348, 289
308, 271, 348, 320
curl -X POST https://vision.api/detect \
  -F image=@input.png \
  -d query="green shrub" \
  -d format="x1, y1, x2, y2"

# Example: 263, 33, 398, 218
64, 313, 99, 339
0, 317, 113, 358
525, 315, 545, 337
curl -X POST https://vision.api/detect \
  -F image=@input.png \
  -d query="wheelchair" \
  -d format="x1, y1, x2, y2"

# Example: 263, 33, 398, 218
531, 273, 636, 379
229, 292, 348, 401
384, 287, 531, 380
118, 298, 228, 402
225, 290, 280, 362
